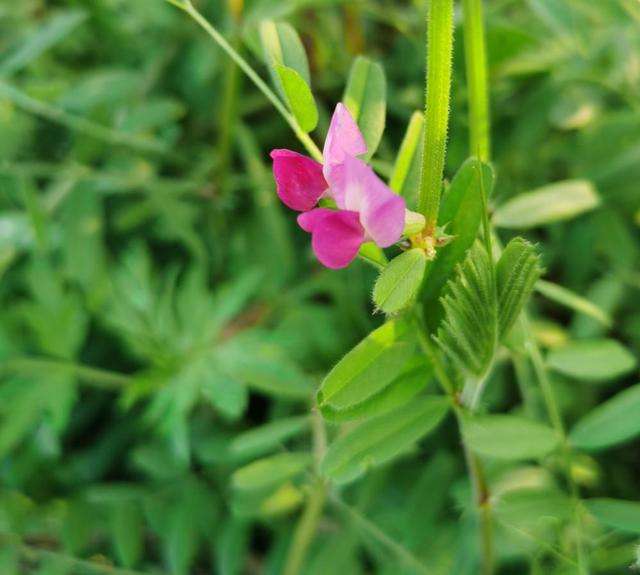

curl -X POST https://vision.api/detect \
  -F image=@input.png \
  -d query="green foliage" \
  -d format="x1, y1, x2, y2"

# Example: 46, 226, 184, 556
435, 243, 497, 379
372, 248, 427, 315
317, 319, 415, 413
275, 64, 318, 132
493, 180, 600, 229
536, 279, 612, 327
496, 237, 543, 338
421, 157, 493, 309
570, 383, 640, 451
342, 56, 386, 159
547, 339, 637, 383
321, 397, 449, 484
586, 499, 640, 534
260, 19, 311, 92
389, 111, 424, 208
1, 1, 639, 573
463, 414, 559, 460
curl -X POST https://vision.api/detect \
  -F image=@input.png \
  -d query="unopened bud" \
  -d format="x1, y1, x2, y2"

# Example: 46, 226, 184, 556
403, 210, 426, 237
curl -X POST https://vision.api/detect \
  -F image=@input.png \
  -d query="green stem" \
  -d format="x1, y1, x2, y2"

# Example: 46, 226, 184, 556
0, 81, 173, 159
216, 8, 243, 195
282, 408, 327, 575
414, 313, 494, 575
2, 358, 132, 390
462, 0, 491, 161
524, 321, 588, 574
418, 0, 454, 231
329, 494, 431, 575
170, 0, 323, 162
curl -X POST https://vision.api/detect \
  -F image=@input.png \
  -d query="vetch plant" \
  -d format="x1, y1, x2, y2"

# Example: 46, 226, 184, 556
1, 1, 639, 574
161, 0, 640, 574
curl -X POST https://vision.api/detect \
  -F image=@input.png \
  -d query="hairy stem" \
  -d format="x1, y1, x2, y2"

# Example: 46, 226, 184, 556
169, 0, 323, 162
462, 0, 491, 161
418, 0, 454, 231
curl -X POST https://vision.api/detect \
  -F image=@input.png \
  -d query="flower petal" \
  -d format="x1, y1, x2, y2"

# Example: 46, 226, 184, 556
322, 103, 367, 197
297, 208, 365, 269
270, 149, 327, 211
338, 156, 406, 247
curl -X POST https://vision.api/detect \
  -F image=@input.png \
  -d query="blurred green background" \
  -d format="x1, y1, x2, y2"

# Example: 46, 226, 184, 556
1, 0, 639, 573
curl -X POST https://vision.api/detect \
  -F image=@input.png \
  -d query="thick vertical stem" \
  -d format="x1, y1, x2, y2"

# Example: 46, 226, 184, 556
418, 0, 454, 232
462, 0, 491, 161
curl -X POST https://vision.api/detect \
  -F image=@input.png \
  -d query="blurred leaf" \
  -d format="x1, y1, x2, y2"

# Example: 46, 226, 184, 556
495, 488, 573, 527
343, 56, 386, 159
547, 339, 637, 383
493, 180, 600, 229
232, 452, 312, 493
463, 414, 559, 460
111, 501, 144, 568
230, 415, 310, 460
536, 279, 612, 327
586, 499, 640, 534
496, 237, 543, 339
218, 331, 312, 399
275, 64, 318, 132
317, 319, 415, 411
570, 383, 640, 451
389, 111, 424, 209
0, 10, 87, 76
201, 367, 248, 422
215, 519, 250, 575
373, 248, 426, 315
321, 397, 449, 484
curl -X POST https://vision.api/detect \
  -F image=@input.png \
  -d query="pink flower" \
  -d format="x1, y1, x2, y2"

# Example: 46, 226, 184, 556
270, 104, 405, 269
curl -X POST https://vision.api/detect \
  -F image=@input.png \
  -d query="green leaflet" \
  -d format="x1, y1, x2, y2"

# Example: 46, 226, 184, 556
229, 415, 310, 460
373, 248, 427, 315
320, 358, 432, 423
586, 498, 640, 534
321, 397, 449, 484
463, 414, 560, 460
275, 64, 318, 132
259, 20, 310, 99
547, 339, 637, 383
389, 111, 424, 209
494, 488, 573, 528
435, 243, 497, 379
536, 279, 611, 327
217, 332, 312, 399
317, 319, 415, 412
232, 452, 312, 493
0, 9, 87, 76
496, 237, 543, 339
570, 383, 640, 451
422, 157, 493, 310
493, 179, 600, 229
343, 56, 386, 159
110, 502, 144, 568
